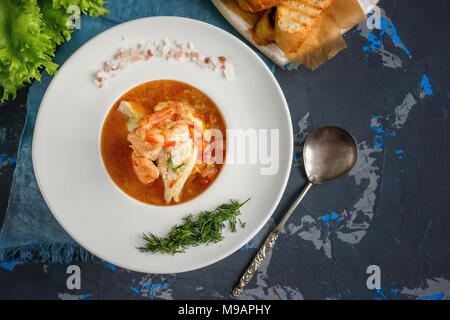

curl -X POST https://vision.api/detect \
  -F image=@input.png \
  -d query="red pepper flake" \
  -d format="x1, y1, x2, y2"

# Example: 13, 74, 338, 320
220, 63, 226, 70
192, 51, 200, 58
204, 57, 211, 64
147, 49, 153, 57
97, 77, 103, 82
219, 56, 227, 62
164, 141, 176, 147
145, 136, 161, 144
184, 51, 190, 57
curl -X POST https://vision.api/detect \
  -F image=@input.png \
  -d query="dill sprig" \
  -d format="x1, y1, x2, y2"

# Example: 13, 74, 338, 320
138, 198, 250, 255
167, 156, 185, 173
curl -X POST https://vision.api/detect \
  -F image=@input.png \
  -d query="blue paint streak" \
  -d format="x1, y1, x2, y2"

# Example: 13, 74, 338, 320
375, 288, 388, 300
130, 286, 140, 294
98, 258, 117, 271
129, 282, 171, 299
105, 262, 116, 271
369, 116, 398, 150
285, 289, 291, 299
420, 74, 433, 96
421, 292, 444, 300
0, 260, 25, 272
80, 294, 92, 299
140, 283, 169, 299
0, 261, 16, 271
370, 115, 385, 150
419, 218, 433, 249
0, 152, 17, 168
373, 135, 384, 150
8, 157, 17, 166
363, 17, 411, 56
319, 211, 342, 228
390, 287, 400, 300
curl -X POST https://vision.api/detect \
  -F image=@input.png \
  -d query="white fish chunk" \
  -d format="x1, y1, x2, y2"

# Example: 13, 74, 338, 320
118, 100, 144, 132
118, 100, 139, 118
157, 123, 197, 203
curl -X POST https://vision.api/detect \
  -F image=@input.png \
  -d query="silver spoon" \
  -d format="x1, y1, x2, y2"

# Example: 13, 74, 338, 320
232, 126, 358, 297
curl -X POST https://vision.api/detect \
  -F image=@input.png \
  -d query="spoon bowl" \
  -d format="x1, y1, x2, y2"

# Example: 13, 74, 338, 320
304, 126, 358, 184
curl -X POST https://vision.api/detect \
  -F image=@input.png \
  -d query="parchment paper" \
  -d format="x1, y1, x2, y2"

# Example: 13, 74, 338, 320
212, 0, 378, 69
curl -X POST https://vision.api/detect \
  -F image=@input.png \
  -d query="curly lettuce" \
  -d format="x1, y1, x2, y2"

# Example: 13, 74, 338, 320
40, 0, 74, 46
52, 0, 109, 17
0, 0, 109, 102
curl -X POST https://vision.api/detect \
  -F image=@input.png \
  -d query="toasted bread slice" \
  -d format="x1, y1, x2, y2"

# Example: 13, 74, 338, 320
237, 0, 284, 13
275, 0, 335, 53
252, 7, 277, 45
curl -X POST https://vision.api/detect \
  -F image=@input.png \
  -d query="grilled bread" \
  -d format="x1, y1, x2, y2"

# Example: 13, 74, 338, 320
275, 0, 335, 53
252, 7, 277, 45
237, 0, 284, 13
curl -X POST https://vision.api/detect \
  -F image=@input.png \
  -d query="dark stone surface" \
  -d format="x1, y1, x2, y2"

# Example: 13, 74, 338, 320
0, 1, 449, 299
0, 88, 27, 227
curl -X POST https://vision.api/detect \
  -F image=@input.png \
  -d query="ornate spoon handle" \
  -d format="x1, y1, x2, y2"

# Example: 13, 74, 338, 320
232, 182, 313, 297
232, 229, 280, 297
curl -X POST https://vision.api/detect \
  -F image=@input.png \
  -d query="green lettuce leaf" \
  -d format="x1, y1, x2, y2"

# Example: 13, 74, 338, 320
51, 0, 109, 17
0, 0, 109, 102
0, 0, 58, 102
40, 0, 73, 46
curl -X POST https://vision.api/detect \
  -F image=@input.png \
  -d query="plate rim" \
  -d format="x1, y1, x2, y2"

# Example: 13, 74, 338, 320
32, 16, 293, 273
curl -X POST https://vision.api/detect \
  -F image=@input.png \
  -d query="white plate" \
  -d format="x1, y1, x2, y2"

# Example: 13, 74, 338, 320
33, 17, 292, 273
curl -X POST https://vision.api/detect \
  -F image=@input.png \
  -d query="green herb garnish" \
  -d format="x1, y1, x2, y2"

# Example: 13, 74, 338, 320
138, 198, 251, 254
167, 156, 185, 173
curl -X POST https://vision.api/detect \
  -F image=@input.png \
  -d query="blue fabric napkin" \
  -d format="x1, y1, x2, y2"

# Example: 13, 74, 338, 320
0, 0, 275, 264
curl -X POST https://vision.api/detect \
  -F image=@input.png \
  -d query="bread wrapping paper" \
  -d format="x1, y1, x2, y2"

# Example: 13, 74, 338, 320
212, 0, 379, 69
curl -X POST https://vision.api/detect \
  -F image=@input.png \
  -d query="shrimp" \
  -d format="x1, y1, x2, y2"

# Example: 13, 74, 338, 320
127, 129, 164, 160
134, 106, 174, 138
126, 101, 207, 200
131, 151, 160, 184
127, 107, 173, 160
163, 122, 192, 145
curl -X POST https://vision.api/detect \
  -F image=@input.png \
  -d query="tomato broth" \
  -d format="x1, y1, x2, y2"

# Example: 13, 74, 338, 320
101, 80, 226, 206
